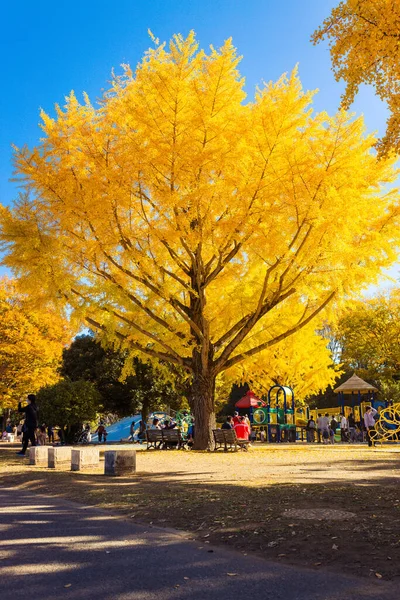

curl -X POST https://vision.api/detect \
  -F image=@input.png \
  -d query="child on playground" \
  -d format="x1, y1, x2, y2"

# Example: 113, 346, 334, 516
95, 422, 108, 443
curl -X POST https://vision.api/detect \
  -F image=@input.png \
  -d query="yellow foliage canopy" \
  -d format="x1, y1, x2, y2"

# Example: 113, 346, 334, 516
1, 33, 399, 445
0, 279, 70, 410
313, 0, 400, 155
333, 289, 400, 383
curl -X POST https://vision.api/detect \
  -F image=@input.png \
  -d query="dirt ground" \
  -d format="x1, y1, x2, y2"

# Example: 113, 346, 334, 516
2, 443, 400, 581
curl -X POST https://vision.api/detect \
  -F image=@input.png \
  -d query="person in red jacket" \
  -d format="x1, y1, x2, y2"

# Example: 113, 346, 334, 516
234, 416, 250, 440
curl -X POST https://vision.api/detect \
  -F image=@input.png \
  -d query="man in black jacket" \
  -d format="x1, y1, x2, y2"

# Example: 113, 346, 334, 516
222, 416, 233, 430
16, 394, 38, 456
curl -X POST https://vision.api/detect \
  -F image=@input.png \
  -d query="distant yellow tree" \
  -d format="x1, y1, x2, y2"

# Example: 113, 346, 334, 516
0, 279, 69, 412
1, 33, 399, 448
333, 290, 400, 383
312, 0, 400, 156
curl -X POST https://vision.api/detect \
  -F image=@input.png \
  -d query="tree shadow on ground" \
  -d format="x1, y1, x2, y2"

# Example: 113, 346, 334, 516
0, 485, 397, 600
2, 456, 400, 584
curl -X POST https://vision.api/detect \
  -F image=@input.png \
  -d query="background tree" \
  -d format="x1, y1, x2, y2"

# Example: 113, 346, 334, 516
312, 0, 400, 156
36, 379, 101, 443
0, 278, 69, 423
1, 34, 399, 448
62, 334, 184, 420
332, 292, 400, 384
308, 292, 400, 408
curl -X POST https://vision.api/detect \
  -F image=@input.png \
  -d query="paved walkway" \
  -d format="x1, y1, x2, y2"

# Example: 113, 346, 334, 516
0, 487, 397, 600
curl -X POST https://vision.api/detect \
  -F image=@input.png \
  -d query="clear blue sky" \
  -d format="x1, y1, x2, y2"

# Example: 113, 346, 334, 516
0, 0, 397, 287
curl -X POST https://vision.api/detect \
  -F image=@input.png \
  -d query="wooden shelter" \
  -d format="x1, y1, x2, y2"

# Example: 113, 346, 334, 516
334, 374, 378, 413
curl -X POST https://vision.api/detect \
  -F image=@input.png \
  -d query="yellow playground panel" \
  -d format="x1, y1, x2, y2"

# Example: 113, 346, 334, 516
370, 403, 400, 444
309, 407, 341, 421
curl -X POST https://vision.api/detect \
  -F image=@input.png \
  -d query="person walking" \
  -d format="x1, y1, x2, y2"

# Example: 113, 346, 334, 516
95, 422, 107, 443
17, 394, 38, 456
330, 417, 338, 444
364, 406, 378, 447
136, 419, 147, 443
316, 413, 323, 443
321, 413, 330, 445
306, 417, 316, 442
47, 425, 54, 444
348, 412, 356, 442
16, 422, 23, 441
339, 413, 348, 442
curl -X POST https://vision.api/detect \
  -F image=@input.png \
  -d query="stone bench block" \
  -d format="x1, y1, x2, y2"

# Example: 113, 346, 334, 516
71, 448, 99, 471
29, 446, 48, 466
48, 446, 72, 469
104, 450, 136, 476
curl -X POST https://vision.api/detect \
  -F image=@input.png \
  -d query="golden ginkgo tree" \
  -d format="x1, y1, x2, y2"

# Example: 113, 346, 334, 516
1, 33, 399, 448
0, 279, 69, 414
312, 0, 400, 156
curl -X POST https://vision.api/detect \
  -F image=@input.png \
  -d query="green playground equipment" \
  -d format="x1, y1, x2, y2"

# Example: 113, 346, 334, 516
251, 385, 297, 442
175, 410, 193, 437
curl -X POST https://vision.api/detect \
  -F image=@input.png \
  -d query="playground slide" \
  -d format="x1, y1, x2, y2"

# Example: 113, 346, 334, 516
91, 415, 141, 442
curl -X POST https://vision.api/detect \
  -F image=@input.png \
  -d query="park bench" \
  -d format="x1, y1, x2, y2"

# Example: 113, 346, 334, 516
213, 428, 250, 452
146, 428, 186, 450
161, 428, 186, 450
146, 429, 164, 450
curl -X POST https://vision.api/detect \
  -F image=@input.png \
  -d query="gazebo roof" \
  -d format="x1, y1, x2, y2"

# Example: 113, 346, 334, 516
334, 374, 378, 394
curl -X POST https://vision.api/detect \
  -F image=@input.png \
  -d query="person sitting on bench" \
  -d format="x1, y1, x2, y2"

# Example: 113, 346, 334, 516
222, 416, 233, 430
233, 416, 250, 440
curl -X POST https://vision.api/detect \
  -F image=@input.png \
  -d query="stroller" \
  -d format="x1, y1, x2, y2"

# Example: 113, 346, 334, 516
75, 425, 92, 444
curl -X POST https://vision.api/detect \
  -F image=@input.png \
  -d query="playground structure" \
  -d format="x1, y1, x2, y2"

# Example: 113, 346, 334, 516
309, 374, 400, 443
235, 387, 308, 442
234, 374, 398, 444
334, 374, 384, 422
310, 374, 386, 425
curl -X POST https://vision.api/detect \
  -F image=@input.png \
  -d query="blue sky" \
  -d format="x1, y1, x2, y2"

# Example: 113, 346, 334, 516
0, 0, 397, 287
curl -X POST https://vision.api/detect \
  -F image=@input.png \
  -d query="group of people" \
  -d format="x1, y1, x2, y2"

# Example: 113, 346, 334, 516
305, 406, 378, 446
6, 394, 110, 455
221, 412, 252, 440
130, 415, 196, 446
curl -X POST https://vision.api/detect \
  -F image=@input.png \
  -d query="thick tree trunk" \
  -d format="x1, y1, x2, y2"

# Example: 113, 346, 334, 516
187, 259, 215, 450
190, 371, 216, 450
141, 397, 151, 424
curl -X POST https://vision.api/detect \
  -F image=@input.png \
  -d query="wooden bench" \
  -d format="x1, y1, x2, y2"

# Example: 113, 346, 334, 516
146, 429, 164, 450
161, 428, 186, 450
213, 428, 250, 452
146, 428, 186, 450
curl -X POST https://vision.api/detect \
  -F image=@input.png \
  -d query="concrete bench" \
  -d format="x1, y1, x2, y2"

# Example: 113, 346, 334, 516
71, 447, 99, 471
104, 450, 136, 476
48, 446, 72, 469
29, 446, 48, 466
